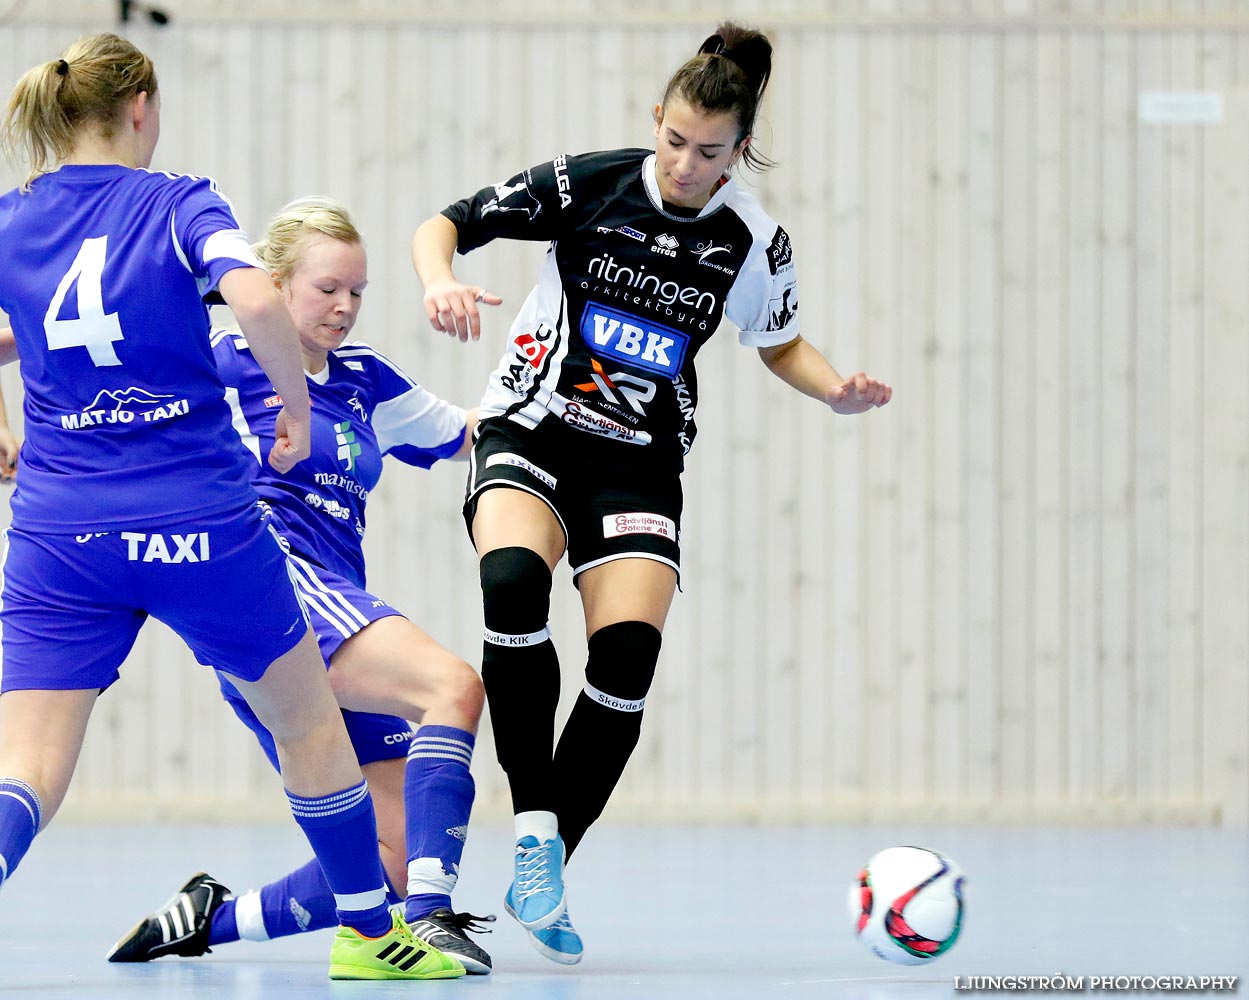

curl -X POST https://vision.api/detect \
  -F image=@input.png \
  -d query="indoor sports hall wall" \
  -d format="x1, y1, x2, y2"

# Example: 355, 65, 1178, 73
0, 0, 1245, 825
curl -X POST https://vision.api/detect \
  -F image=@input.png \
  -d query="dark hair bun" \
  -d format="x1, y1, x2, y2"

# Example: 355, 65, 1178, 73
697, 32, 727, 56
699, 22, 771, 98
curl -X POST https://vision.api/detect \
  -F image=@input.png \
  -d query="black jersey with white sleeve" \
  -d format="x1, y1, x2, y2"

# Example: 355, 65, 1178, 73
442, 148, 799, 462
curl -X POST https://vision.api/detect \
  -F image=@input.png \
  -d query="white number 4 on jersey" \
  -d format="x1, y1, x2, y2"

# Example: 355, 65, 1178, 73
44, 236, 125, 367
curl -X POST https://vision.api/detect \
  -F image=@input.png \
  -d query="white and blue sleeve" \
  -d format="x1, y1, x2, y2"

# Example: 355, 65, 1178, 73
341, 344, 468, 468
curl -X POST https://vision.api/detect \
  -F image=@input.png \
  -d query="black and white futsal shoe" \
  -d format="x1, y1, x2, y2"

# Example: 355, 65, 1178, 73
106, 872, 231, 962
405, 908, 496, 975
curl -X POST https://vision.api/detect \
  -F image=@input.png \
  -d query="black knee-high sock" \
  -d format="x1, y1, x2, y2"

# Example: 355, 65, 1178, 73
552, 621, 662, 858
479, 546, 561, 815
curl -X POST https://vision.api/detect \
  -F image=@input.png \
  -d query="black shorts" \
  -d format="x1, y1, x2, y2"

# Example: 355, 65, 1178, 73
464, 417, 682, 584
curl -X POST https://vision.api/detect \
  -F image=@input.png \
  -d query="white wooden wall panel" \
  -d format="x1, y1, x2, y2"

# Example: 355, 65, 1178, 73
902, 7, 938, 804
999, 24, 1034, 804
965, 31, 1001, 805
826, 24, 867, 803
1031, 28, 1069, 808
0, 1, 1246, 824
1163, 22, 1205, 810
1132, 9, 1168, 809
1200, 12, 1249, 822
1102, 10, 1136, 804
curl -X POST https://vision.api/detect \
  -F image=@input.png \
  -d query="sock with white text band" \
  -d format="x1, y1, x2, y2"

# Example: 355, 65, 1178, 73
479, 547, 561, 815
551, 621, 662, 858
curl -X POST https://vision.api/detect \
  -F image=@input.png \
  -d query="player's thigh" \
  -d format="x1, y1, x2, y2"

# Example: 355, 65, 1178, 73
228, 629, 343, 738
470, 486, 564, 569
565, 457, 682, 633
464, 419, 566, 568
578, 557, 678, 635
328, 615, 480, 723
0, 688, 97, 822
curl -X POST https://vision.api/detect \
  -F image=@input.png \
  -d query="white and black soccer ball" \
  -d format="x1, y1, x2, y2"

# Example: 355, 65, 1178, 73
847, 846, 965, 965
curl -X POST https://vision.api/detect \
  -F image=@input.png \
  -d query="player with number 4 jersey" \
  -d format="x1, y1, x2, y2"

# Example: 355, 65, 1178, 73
0, 166, 260, 529
0, 34, 460, 981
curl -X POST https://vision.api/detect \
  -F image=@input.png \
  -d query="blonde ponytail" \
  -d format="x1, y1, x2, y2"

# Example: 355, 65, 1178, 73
2, 33, 157, 189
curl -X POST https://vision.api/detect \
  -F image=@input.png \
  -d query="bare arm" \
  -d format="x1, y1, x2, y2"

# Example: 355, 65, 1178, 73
0, 381, 17, 483
758, 335, 891, 414
0, 330, 20, 481
451, 407, 479, 461
216, 267, 311, 472
0, 327, 18, 366
411, 214, 501, 343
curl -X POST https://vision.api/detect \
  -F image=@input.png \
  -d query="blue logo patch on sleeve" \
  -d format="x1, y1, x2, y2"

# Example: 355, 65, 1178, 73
579, 303, 690, 378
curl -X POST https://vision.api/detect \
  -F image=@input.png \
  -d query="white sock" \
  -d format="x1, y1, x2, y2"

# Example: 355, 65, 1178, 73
234, 890, 271, 941
514, 809, 559, 844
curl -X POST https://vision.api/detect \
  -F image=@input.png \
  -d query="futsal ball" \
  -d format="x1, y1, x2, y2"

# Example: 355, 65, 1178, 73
847, 846, 965, 965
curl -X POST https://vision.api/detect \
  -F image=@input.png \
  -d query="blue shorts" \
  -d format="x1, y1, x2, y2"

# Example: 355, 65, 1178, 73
216, 548, 413, 770
0, 507, 307, 693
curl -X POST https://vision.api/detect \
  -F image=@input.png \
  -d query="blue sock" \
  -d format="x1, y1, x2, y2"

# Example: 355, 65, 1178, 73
211, 858, 404, 945
208, 897, 241, 945
0, 778, 42, 890
286, 780, 391, 937
402, 725, 476, 922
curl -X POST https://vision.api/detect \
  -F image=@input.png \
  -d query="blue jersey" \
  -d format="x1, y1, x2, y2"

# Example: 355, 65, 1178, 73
0, 165, 261, 532
213, 333, 467, 587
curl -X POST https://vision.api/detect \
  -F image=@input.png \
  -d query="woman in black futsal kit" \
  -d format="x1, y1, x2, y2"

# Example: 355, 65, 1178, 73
412, 21, 891, 965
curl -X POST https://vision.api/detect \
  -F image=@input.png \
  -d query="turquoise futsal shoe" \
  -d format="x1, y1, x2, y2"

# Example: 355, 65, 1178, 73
526, 909, 584, 965
503, 834, 566, 930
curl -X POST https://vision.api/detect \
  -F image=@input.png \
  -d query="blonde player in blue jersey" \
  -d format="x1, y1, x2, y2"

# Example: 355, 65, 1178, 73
108, 197, 493, 973
0, 34, 461, 980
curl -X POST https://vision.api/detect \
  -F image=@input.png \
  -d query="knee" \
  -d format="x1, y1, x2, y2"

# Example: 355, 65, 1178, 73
326, 663, 354, 704
267, 703, 344, 754
479, 546, 552, 631
440, 657, 485, 725
585, 621, 663, 705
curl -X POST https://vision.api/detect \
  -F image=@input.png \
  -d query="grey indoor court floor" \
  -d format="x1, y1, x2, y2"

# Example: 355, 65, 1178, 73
1, 819, 1245, 998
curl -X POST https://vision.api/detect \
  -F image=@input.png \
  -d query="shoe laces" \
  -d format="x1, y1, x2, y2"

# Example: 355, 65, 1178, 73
545, 911, 576, 934
388, 909, 421, 946
441, 911, 496, 935
513, 842, 559, 901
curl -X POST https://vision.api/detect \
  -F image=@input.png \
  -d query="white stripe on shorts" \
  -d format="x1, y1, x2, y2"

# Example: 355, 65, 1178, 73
286, 554, 369, 638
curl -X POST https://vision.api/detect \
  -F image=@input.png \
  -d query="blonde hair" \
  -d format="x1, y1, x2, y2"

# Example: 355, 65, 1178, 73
2, 33, 158, 189
254, 196, 363, 283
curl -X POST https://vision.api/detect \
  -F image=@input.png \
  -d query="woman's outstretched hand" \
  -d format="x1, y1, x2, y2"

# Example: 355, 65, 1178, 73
826, 372, 892, 414
423, 280, 502, 342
